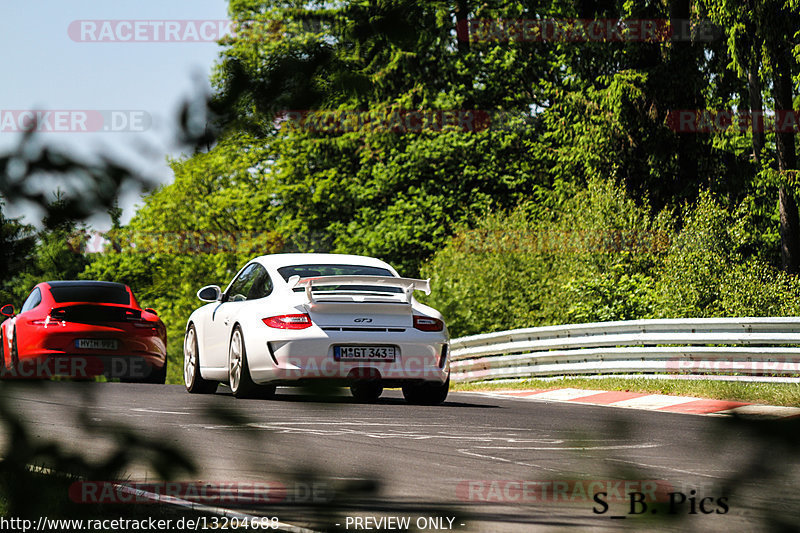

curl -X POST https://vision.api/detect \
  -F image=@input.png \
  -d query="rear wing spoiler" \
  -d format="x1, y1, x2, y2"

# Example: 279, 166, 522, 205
287, 275, 431, 303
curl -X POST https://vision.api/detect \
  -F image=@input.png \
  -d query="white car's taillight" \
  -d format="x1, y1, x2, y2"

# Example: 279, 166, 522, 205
262, 314, 313, 329
413, 315, 444, 332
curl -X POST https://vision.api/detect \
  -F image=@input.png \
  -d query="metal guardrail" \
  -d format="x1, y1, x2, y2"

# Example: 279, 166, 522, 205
449, 318, 800, 382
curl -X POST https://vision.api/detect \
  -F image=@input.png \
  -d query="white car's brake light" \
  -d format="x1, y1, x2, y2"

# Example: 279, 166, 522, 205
262, 314, 313, 329
413, 315, 444, 332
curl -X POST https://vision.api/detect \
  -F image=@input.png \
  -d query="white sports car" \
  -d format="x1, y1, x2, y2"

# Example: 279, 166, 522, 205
183, 253, 450, 404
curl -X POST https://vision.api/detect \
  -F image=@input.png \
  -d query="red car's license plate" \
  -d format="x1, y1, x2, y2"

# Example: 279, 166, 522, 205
75, 339, 118, 350
334, 345, 396, 361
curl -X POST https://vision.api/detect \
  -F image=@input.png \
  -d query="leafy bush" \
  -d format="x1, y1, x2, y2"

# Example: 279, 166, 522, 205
420, 179, 670, 337
423, 184, 800, 339
654, 192, 800, 317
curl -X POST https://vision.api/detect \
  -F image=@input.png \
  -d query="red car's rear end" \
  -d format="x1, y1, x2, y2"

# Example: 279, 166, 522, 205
0, 281, 167, 383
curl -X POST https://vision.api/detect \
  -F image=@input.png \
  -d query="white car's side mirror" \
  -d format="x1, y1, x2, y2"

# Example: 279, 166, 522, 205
197, 285, 222, 302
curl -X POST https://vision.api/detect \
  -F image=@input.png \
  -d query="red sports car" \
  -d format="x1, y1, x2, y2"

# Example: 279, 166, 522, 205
0, 281, 167, 383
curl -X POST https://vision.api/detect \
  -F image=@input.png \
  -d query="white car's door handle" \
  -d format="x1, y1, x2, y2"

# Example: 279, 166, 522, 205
224, 319, 230, 326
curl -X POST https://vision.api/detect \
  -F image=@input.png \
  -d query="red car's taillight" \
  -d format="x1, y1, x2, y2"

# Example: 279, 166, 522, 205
262, 314, 313, 329
31, 308, 68, 326
125, 309, 154, 328
413, 315, 444, 332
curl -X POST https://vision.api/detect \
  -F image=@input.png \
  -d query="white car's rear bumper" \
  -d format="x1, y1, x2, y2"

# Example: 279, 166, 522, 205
247, 328, 449, 385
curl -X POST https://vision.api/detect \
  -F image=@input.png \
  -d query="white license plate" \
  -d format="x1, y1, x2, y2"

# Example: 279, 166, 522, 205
75, 339, 118, 350
334, 345, 396, 362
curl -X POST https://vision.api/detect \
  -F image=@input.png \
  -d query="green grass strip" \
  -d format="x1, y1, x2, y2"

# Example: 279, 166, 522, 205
453, 377, 800, 407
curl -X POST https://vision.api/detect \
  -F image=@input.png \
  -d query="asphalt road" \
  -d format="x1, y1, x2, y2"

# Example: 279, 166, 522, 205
2, 382, 799, 532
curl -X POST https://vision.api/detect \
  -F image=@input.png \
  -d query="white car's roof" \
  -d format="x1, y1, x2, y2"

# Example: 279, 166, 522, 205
250, 253, 397, 272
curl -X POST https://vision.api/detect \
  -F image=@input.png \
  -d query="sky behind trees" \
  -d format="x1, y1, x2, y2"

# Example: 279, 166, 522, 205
0, 0, 229, 229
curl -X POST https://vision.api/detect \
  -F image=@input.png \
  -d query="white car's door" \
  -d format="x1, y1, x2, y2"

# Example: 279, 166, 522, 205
202, 263, 268, 370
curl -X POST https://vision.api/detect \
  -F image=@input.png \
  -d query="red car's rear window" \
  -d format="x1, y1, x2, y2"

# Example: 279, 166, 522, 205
50, 286, 130, 305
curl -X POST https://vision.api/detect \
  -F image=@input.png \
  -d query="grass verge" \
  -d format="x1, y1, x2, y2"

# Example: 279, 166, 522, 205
452, 377, 800, 407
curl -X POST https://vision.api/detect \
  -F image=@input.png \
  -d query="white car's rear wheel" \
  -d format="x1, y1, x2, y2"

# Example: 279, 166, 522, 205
184, 324, 217, 394
402, 375, 450, 405
350, 381, 383, 403
229, 326, 274, 399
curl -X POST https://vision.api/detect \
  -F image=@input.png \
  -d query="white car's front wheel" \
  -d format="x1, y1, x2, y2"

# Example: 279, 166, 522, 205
184, 324, 217, 394
229, 326, 274, 399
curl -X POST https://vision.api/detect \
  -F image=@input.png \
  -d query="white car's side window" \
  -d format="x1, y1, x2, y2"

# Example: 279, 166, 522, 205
224, 264, 261, 303
248, 266, 273, 300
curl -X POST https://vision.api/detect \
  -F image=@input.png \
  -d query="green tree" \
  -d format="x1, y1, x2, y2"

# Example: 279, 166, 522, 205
0, 200, 36, 305
699, 0, 800, 272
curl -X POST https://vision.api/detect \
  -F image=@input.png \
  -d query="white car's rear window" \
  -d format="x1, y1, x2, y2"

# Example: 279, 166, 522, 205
277, 264, 401, 293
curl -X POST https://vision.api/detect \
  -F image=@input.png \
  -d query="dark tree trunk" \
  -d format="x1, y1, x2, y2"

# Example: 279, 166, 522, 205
454, 0, 474, 108
669, 0, 701, 202
772, 42, 800, 272
747, 35, 765, 162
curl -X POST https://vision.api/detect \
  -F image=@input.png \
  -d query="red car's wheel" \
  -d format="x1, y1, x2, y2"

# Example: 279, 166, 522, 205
0, 327, 5, 374
144, 359, 167, 384
10, 333, 19, 372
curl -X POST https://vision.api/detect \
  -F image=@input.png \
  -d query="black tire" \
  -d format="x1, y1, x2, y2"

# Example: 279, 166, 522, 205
184, 324, 217, 394
144, 359, 167, 384
402, 375, 450, 405
10, 333, 19, 373
350, 381, 383, 403
229, 326, 274, 399
0, 327, 5, 370
0, 328, 6, 377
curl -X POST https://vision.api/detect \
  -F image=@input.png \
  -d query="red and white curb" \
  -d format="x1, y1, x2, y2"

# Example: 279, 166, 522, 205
470, 388, 800, 418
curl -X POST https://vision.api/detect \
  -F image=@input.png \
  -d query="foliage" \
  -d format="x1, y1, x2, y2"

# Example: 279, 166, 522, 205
420, 179, 671, 336
1, 193, 89, 307
654, 192, 800, 317
424, 183, 800, 338
0, 201, 36, 305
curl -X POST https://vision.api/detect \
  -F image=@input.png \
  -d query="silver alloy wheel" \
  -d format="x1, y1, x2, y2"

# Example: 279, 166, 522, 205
229, 329, 243, 392
183, 326, 197, 387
